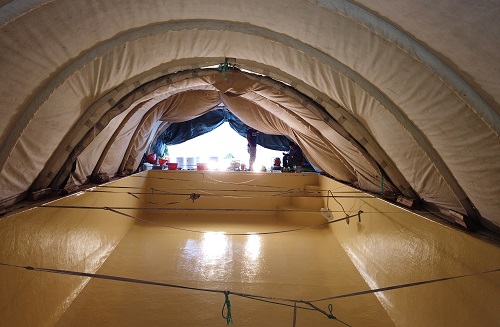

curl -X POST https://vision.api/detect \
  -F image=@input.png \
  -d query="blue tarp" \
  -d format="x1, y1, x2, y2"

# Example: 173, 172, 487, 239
152, 109, 291, 156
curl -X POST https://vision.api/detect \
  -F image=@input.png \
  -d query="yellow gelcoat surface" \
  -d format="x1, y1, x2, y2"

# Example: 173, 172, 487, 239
0, 170, 498, 326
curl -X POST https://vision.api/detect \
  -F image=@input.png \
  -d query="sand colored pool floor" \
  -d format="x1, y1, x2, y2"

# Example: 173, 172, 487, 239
1, 170, 499, 326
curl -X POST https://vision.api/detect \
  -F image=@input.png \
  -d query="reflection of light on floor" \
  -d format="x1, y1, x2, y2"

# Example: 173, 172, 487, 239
182, 238, 200, 260
201, 232, 228, 260
199, 232, 232, 279
180, 233, 263, 282
179, 233, 232, 280
241, 234, 262, 282
245, 234, 261, 261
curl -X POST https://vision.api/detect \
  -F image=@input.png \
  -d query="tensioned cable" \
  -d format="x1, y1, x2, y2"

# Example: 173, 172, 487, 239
126, 193, 371, 204
1, 262, 497, 325
98, 184, 361, 194
137, 192, 371, 203
166, 176, 301, 199
98, 185, 308, 193
126, 193, 193, 206
127, 191, 291, 203
40, 204, 362, 236
91, 189, 371, 201
99, 172, 360, 200
131, 174, 363, 199
130, 174, 282, 189
202, 172, 270, 185
95, 184, 370, 202
92, 188, 366, 195
39, 204, 439, 215
308, 267, 500, 303
97, 184, 394, 206
41, 205, 345, 213
135, 175, 303, 200
0, 262, 342, 325
106, 207, 361, 236
151, 186, 305, 200
327, 190, 348, 217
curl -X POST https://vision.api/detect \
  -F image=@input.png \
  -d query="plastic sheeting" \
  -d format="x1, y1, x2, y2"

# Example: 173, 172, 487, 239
154, 108, 291, 151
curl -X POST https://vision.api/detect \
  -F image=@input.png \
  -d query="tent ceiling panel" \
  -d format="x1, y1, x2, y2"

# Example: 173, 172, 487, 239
77, 89, 221, 183
0, 0, 498, 232
220, 93, 357, 183
1, 3, 496, 150
69, 114, 125, 187
237, 90, 396, 193
239, 67, 418, 197
119, 90, 222, 174
351, 0, 500, 111
32, 76, 220, 191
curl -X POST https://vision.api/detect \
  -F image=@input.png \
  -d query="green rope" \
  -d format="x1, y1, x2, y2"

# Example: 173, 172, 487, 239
218, 58, 231, 79
222, 291, 234, 325
2, 261, 498, 327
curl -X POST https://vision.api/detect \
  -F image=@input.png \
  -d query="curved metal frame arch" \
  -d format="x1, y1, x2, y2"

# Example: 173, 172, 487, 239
315, 0, 498, 136
47, 70, 220, 189
46, 67, 404, 197
13, 20, 478, 219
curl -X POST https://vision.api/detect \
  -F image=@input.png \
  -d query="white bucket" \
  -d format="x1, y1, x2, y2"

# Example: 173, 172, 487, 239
176, 157, 185, 169
186, 157, 196, 170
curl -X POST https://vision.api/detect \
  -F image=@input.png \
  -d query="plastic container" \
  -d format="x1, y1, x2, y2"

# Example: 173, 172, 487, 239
186, 157, 195, 170
146, 153, 157, 164
197, 163, 208, 170
167, 163, 178, 170
158, 158, 168, 166
176, 157, 184, 169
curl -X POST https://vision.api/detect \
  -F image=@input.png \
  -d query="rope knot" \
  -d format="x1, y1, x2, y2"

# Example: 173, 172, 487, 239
222, 291, 234, 325
189, 193, 201, 203
218, 58, 233, 79
327, 303, 336, 320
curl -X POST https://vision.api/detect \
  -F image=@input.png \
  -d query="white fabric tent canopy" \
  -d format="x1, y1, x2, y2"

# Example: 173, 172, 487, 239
0, 0, 498, 232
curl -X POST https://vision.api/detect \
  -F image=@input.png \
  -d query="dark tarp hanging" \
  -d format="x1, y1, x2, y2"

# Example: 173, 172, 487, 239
152, 108, 291, 155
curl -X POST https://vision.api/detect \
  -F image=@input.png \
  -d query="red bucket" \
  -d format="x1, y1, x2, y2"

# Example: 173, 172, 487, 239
167, 163, 178, 170
146, 153, 157, 164
197, 163, 208, 170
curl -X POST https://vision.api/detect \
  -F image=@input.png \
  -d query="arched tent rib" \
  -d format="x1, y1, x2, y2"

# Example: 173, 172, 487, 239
1, 1, 500, 326
219, 92, 358, 183
2, 15, 496, 164
0, 0, 498, 231
115, 90, 223, 176
314, 0, 499, 135
21, 46, 473, 224
37, 69, 400, 197
147, 121, 172, 154
73, 71, 362, 188
243, 71, 417, 197
33, 70, 221, 191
